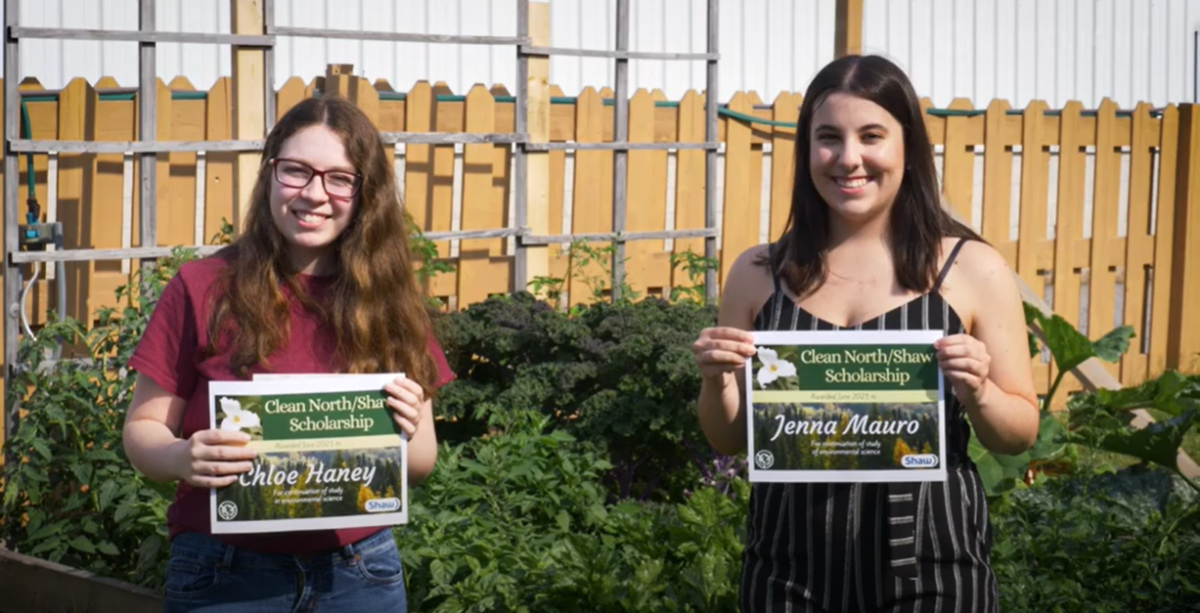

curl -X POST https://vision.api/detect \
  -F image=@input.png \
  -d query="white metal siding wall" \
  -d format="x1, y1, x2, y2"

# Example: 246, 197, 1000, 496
14, 0, 232, 92
862, 0, 1200, 109
543, 0, 837, 102
5, 1, 1196, 108
4, 0, 836, 103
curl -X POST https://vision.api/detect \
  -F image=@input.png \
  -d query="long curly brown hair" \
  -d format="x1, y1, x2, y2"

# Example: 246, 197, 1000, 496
206, 95, 438, 393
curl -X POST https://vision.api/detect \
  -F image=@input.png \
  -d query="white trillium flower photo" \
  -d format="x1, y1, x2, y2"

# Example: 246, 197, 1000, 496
755, 347, 797, 388
219, 397, 261, 432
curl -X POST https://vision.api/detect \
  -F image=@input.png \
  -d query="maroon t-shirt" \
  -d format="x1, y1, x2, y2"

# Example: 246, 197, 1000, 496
127, 256, 455, 554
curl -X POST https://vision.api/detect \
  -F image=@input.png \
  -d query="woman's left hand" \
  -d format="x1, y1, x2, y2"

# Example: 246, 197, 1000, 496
934, 334, 992, 406
383, 376, 425, 437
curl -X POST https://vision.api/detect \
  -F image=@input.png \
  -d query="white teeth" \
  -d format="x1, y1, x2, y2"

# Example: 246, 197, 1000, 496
835, 177, 870, 188
295, 211, 325, 223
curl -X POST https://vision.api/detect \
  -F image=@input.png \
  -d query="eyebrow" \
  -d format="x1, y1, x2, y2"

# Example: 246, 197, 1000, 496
814, 123, 889, 133
279, 158, 358, 174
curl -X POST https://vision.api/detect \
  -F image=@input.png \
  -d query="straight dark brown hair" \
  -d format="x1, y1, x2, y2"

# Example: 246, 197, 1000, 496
766, 55, 982, 299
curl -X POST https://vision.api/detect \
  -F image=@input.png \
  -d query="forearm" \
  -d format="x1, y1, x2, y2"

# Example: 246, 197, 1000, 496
123, 419, 187, 483
963, 379, 1039, 455
406, 430, 438, 486
697, 371, 747, 456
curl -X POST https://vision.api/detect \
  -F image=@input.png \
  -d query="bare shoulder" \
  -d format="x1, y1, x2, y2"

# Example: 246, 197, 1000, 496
718, 244, 776, 329
939, 238, 1021, 331
952, 238, 1012, 279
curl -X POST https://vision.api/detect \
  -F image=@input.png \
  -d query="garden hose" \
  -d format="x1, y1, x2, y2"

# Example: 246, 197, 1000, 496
19, 98, 38, 230
18, 262, 39, 342
18, 98, 40, 342
19, 97, 67, 353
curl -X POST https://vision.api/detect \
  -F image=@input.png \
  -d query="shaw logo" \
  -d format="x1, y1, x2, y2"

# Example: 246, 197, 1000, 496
901, 454, 939, 468
365, 498, 402, 513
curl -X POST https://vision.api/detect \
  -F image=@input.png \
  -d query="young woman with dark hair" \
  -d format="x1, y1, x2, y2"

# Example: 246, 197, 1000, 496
691, 55, 1038, 612
122, 95, 454, 612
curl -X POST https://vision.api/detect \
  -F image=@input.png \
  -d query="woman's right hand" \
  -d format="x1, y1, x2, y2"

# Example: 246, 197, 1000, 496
691, 327, 758, 380
172, 430, 259, 489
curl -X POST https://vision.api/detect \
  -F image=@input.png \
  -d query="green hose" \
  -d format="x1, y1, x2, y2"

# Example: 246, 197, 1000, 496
19, 98, 37, 236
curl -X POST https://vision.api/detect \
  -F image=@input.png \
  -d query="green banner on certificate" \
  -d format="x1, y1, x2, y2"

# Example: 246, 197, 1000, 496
746, 330, 947, 483
208, 374, 408, 534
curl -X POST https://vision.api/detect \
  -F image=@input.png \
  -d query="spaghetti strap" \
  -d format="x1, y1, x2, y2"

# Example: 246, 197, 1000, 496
766, 242, 782, 294
932, 237, 970, 293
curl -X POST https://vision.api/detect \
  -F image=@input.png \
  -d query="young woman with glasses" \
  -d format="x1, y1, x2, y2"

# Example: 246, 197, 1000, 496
122, 95, 454, 612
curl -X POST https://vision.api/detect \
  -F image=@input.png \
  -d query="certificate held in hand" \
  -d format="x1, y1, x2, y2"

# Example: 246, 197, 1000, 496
207, 373, 409, 534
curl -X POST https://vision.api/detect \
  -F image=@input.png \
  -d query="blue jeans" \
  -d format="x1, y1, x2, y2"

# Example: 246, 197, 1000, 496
161, 529, 407, 613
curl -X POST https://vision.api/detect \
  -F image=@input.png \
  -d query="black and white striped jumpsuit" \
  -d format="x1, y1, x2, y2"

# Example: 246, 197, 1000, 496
740, 238, 998, 613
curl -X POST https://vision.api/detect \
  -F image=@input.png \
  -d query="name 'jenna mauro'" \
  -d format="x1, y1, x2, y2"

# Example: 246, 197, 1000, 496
769, 414, 920, 441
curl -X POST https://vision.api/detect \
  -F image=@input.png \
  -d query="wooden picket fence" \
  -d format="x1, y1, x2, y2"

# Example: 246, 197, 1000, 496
4, 71, 1200, 409
924, 98, 1200, 403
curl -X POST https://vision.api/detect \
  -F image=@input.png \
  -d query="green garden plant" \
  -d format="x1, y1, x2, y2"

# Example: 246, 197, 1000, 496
990, 467, 1200, 612
406, 212, 456, 286
398, 406, 745, 613
528, 240, 719, 309
0, 249, 199, 588
527, 239, 638, 310
435, 291, 723, 502
6, 219, 1197, 611
667, 249, 719, 305
969, 303, 1200, 496
0, 215, 455, 590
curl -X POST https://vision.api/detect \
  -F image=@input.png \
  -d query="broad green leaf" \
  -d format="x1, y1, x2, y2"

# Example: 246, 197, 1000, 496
1025, 302, 1135, 374
23, 511, 44, 537
1070, 370, 1200, 426
677, 505, 702, 526
458, 459, 488, 475
137, 535, 164, 573
97, 541, 121, 556
70, 463, 94, 485
69, 536, 97, 554
86, 449, 122, 463
555, 510, 571, 533
31, 440, 52, 461
113, 502, 133, 523
42, 405, 67, 423
30, 536, 63, 556
1091, 325, 1135, 363
1152, 371, 1200, 416
1034, 309, 1096, 374
1028, 413, 1067, 461
430, 559, 450, 585
1070, 410, 1198, 470
2, 479, 18, 507
1071, 381, 1156, 423
28, 523, 60, 541
98, 480, 119, 512
968, 429, 1030, 496
548, 430, 575, 443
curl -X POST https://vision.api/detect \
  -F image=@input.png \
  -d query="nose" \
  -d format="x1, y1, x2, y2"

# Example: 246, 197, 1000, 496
299, 174, 330, 203
837, 140, 863, 170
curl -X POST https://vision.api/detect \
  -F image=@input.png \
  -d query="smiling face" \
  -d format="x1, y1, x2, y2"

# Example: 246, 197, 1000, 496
268, 124, 359, 274
809, 92, 906, 227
